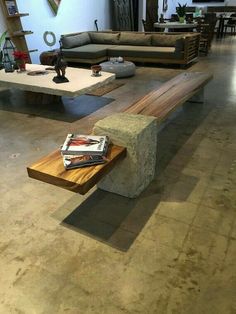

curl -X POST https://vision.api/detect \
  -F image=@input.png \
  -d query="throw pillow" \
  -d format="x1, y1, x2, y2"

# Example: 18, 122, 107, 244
152, 34, 185, 47
119, 33, 152, 46
89, 32, 120, 44
61, 32, 91, 49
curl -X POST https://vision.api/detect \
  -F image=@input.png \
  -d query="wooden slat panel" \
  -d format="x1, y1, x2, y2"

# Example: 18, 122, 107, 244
27, 145, 126, 195
124, 72, 213, 122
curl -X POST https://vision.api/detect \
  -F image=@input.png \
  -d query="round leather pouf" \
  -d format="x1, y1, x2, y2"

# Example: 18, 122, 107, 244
100, 61, 136, 78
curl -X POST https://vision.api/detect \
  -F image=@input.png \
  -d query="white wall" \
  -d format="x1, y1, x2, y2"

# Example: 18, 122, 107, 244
139, 0, 147, 30
16, 0, 111, 63
1, 0, 147, 59
159, 0, 236, 18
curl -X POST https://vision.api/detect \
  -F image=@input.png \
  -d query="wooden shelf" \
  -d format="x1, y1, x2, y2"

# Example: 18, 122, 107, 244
27, 145, 127, 195
7, 13, 29, 18
0, 0, 35, 62
28, 49, 38, 53
12, 31, 33, 37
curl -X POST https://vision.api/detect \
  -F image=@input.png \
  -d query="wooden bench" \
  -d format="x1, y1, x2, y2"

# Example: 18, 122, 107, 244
123, 72, 213, 120
27, 71, 213, 196
27, 145, 126, 195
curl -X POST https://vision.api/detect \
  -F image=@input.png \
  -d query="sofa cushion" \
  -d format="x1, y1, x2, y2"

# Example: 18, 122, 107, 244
61, 32, 91, 49
107, 45, 181, 60
119, 33, 152, 46
62, 44, 115, 59
152, 34, 185, 47
89, 32, 120, 44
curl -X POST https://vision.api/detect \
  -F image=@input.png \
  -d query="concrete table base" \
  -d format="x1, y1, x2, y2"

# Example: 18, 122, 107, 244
93, 113, 157, 198
25, 91, 61, 105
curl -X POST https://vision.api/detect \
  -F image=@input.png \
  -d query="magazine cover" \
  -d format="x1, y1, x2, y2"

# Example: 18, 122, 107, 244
61, 134, 109, 156
63, 154, 106, 169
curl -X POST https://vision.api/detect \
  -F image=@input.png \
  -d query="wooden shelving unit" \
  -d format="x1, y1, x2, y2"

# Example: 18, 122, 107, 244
12, 31, 33, 37
0, 0, 37, 62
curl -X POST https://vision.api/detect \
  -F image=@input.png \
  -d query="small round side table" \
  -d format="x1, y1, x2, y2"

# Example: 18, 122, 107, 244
39, 49, 59, 65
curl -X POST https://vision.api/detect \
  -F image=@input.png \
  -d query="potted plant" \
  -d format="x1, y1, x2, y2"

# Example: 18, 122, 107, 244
13, 50, 29, 71
176, 3, 187, 23
0, 31, 8, 69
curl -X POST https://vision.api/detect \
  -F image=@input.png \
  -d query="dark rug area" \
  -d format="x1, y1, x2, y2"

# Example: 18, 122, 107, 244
85, 82, 124, 96
0, 89, 114, 122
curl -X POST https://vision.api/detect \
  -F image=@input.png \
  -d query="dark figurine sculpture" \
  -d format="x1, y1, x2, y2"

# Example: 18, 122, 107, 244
159, 14, 165, 23
52, 42, 69, 83
94, 19, 99, 31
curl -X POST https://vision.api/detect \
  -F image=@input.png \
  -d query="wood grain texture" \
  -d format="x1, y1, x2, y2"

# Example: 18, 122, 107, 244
124, 72, 213, 122
27, 145, 126, 195
85, 82, 124, 96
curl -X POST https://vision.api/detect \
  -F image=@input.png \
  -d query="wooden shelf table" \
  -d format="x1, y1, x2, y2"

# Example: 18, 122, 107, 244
27, 145, 127, 195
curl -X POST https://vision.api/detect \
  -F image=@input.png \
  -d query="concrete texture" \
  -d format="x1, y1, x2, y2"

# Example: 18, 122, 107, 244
0, 37, 236, 313
93, 113, 157, 198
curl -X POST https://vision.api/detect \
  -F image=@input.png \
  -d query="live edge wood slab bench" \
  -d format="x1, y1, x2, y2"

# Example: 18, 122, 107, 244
123, 72, 213, 120
27, 71, 213, 198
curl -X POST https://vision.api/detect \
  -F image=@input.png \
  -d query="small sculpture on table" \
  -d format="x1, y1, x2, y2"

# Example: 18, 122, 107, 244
52, 42, 69, 83
159, 14, 165, 23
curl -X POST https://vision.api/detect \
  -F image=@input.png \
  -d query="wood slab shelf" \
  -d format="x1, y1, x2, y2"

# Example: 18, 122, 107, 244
0, 0, 34, 62
7, 13, 29, 18
27, 145, 127, 195
28, 49, 38, 53
12, 31, 33, 37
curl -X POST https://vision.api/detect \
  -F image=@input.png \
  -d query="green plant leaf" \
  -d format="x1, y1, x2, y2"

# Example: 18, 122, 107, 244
176, 3, 187, 17
0, 30, 7, 47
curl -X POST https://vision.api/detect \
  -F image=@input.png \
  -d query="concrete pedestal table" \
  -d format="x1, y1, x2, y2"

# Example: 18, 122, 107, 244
100, 61, 136, 78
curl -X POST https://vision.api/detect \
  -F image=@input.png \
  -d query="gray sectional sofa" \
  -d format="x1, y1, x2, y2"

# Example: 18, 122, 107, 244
60, 31, 200, 66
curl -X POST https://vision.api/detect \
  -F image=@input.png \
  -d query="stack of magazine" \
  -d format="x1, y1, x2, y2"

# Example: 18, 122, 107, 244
60, 134, 109, 169
5, 1, 18, 15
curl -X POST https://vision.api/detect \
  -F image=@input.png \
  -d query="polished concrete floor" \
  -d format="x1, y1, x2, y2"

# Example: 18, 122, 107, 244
0, 37, 236, 314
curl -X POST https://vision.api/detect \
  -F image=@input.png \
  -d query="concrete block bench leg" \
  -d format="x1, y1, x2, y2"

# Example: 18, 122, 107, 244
93, 113, 157, 198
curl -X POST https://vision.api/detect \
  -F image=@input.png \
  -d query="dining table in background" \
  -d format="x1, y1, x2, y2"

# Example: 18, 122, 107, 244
154, 21, 198, 32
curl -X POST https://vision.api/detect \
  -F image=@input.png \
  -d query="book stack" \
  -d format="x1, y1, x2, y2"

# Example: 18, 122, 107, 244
60, 134, 109, 169
5, 1, 18, 15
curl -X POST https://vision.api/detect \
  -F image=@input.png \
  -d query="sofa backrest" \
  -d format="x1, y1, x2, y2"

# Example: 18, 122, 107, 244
61, 32, 91, 49
151, 33, 186, 52
60, 31, 191, 51
151, 34, 185, 47
119, 32, 152, 46
89, 32, 120, 44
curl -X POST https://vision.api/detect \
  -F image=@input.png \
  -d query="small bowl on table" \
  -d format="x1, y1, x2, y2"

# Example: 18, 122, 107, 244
91, 65, 102, 77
